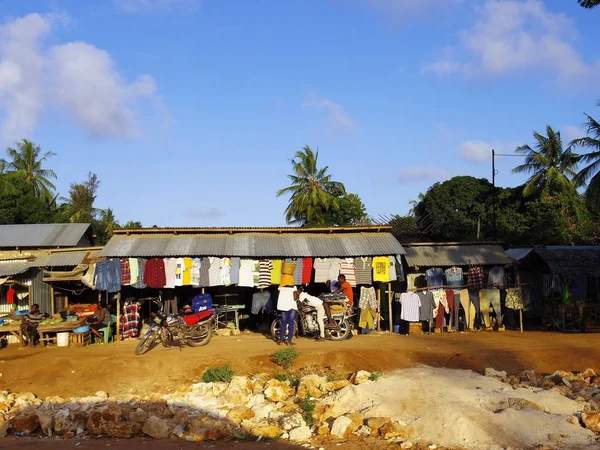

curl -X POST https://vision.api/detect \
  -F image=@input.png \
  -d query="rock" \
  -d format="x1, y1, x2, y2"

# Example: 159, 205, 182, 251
10, 414, 39, 434
401, 442, 414, 449
215, 329, 232, 337
218, 385, 252, 406
54, 409, 81, 436
37, 410, 54, 437
232, 329, 241, 336
252, 403, 276, 420
317, 423, 330, 436
247, 394, 265, 408
507, 398, 545, 412
142, 415, 171, 439
45, 395, 66, 404
280, 413, 305, 431
508, 376, 521, 387
330, 416, 353, 439
324, 379, 351, 392
582, 369, 597, 379
289, 425, 312, 441
520, 370, 541, 383
128, 408, 150, 425
354, 425, 371, 437
380, 421, 408, 440
351, 370, 372, 385
567, 415, 580, 426
541, 378, 556, 390
346, 413, 365, 433
317, 403, 349, 424
226, 406, 255, 425
189, 416, 232, 441
366, 417, 393, 436
87, 406, 125, 435
251, 425, 283, 439
484, 368, 507, 379
107, 421, 141, 439
552, 386, 573, 397
562, 378, 573, 388
229, 376, 253, 392
264, 379, 294, 403
582, 411, 600, 433
297, 374, 328, 399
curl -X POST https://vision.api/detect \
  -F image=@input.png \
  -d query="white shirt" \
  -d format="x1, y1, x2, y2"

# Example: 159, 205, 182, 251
327, 258, 341, 281
399, 292, 421, 322
299, 291, 322, 308
313, 258, 332, 283
277, 286, 298, 311
164, 258, 177, 288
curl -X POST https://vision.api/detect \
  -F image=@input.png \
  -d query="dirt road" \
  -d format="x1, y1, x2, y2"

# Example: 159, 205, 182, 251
0, 330, 599, 398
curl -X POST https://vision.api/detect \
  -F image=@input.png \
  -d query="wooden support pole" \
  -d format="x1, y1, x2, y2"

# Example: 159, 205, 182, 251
50, 287, 55, 315
516, 272, 524, 334
388, 282, 393, 332
116, 292, 121, 341
375, 285, 381, 331
519, 309, 524, 334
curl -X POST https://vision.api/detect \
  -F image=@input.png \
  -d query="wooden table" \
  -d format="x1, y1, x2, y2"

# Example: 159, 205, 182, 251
0, 319, 86, 347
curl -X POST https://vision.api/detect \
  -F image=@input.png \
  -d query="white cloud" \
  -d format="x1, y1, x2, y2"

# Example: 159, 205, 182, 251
116, 0, 201, 13
424, 0, 596, 82
0, 13, 158, 142
184, 207, 224, 219
303, 97, 356, 134
398, 165, 451, 183
457, 140, 495, 163
562, 125, 585, 144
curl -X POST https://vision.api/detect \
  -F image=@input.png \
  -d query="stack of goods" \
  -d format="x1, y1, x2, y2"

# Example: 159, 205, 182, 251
68, 304, 98, 319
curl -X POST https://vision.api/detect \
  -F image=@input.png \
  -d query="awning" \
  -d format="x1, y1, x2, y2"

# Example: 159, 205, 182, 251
33, 249, 101, 268
0, 260, 32, 278
43, 264, 89, 282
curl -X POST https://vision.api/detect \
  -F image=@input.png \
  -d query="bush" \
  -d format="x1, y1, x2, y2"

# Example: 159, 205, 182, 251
274, 373, 301, 388
300, 395, 317, 426
270, 347, 299, 370
202, 363, 235, 383
369, 371, 383, 382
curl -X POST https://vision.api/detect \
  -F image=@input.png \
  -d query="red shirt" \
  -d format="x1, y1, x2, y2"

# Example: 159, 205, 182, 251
302, 258, 313, 284
144, 258, 166, 289
340, 281, 353, 306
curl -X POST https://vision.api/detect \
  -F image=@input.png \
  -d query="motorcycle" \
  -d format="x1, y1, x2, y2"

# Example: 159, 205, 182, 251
135, 297, 214, 355
271, 299, 355, 341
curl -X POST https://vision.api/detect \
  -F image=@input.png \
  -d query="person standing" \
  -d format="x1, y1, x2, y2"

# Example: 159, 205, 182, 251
277, 284, 297, 346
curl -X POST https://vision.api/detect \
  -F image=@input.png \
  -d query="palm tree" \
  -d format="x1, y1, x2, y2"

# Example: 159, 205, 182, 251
579, 0, 600, 8
0, 160, 17, 195
3, 139, 57, 199
276, 146, 346, 224
100, 208, 120, 238
571, 103, 600, 208
512, 126, 580, 197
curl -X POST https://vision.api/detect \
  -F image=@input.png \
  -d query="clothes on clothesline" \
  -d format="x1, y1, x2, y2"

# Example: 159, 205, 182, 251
95, 259, 122, 292
444, 267, 464, 287
251, 291, 273, 315
359, 286, 377, 310
425, 268, 445, 288
468, 267, 484, 290
354, 257, 373, 285
488, 266, 505, 288
398, 292, 421, 322
121, 302, 140, 338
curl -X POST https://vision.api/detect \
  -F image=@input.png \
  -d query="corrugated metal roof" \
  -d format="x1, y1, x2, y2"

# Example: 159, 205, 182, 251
0, 260, 32, 277
98, 233, 405, 258
0, 223, 91, 248
505, 248, 534, 261
534, 246, 600, 277
32, 249, 100, 268
404, 244, 511, 268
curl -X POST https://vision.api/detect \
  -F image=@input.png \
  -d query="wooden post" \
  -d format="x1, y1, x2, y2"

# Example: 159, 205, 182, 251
50, 287, 55, 315
97, 291, 101, 304
65, 293, 69, 308
387, 282, 393, 332
116, 292, 121, 342
375, 285, 381, 331
519, 309, 524, 334
516, 272, 523, 334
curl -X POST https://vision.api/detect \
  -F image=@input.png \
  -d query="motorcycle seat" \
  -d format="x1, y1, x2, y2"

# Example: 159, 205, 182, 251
183, 310, 213, 326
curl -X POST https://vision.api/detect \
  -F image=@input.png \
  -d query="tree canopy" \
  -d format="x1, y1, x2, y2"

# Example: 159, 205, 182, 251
579, 0, 600, 8
572, 103, 600, 211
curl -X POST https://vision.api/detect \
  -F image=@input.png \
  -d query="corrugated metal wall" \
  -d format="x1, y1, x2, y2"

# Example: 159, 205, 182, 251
30, 269, 52, 313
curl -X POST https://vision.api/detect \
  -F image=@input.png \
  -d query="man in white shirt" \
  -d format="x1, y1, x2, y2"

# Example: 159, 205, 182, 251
295, 287, 326, 341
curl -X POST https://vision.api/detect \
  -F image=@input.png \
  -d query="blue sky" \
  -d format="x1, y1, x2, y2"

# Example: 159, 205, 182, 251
0, 0, 598, 227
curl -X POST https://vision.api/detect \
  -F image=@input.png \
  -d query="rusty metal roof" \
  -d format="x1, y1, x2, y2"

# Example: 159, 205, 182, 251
98, 232, 405, 258
404, 243, 511, 268
32, 249, 101, 268
0, 223, 91, 248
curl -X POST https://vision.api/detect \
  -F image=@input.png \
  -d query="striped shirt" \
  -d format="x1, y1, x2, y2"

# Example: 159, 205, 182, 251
354, 257, 373, 285
399, 293, 421, 322
258, 260, 273, 289
25, 312, 46, 326
313, 258, 331, 283
339, 258, 356, 286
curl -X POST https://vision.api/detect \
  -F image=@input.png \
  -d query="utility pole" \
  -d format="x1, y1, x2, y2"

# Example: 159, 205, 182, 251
492, 149, 496, 239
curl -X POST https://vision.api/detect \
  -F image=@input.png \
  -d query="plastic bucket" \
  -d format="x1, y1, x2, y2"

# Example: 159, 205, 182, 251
393, 324, 401, 334
57, 332, 70, 347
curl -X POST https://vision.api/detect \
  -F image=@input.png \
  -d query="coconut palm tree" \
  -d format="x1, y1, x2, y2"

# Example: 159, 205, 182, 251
512, 126, 580, 198
100, 208, 120, 236
579, 0, 600, 8
571, 103, 600, 208
276, 146, 346, 224
3, 139, 57, 200
0, 160, 17, 195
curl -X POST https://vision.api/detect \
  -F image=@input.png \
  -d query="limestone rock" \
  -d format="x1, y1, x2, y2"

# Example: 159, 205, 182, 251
251, 424, 283, 439
380, 421, 408, 440
297, 374, 328, 399
188, 416, 231, 441
142, 415, 171, 439
317, 423, 330, 436
582, 369, 597, 379
87, 406, 125, 435
128, 408, 150, 425
107, 421, 141, 439
507, 398, 545, 412
252, 403, 276, 420
351, 370, 372, 385
45, 395, 66, 404
346, 413, 365, 433
248, 394, 265, 408
324, 379, 351, 392
229, 376, 253, 392
289, 425, 312, 441
215, 328, 232, 337
10, 414, 39, 434
316, 403, 349, 423
541, 378, 556, 390
218, 385, 252, 406
484, 368, 507, 379
264, 379, 294, 403
354, 425, 371, 437
567, 415, 580, 426
37, 410, 54, 437
330, 415, 353, 439
226, 406, 255, 425
366, 417, 393, 436
280, 413, 305, 431
54, 409, 81, 436
582, 411, 600, 433
401, 441, 414, 449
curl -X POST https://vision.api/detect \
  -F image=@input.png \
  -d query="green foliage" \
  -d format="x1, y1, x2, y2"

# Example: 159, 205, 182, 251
0, 176, 60, 224
202, 363, 235, 383
304, 192, 369, 227
123, 221, 143, 229
270, 347, 299, 370
369, 371, 384, 382
274, 373, 301, 387
572, 103, 600, 211
300, 395, 317, 426
579, 0, 600, 8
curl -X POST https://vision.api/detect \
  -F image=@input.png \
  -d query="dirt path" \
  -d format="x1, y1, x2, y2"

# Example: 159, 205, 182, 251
0, 331, 599, 398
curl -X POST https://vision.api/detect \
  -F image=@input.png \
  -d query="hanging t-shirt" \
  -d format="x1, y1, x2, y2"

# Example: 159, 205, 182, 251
208, 257, 222, 286
258, 260, 273, 289
164, 258, 177, 288
285, 258, 303, 285
313, 258, 331, 283
399, 292, 421, 322
191, 258, 201, 286
271, 260, 283, 285
355, 257, 373, 285
143, 258, 164, 289
121, 259, 131, 286
6, 287, 15, 305
302, 258, 313, 284
395, 255, 406, 282
174, 258, 185, 287
230, 258, 241, 285
199, 257, 210, 287
239, 259, 256, 288
327, 258, 341, 281
339, 258, 356, 286
221, 258, 232, 286
182, 257, 193, 285
388, 256, 397, 281
417, 291, 436, 321
129, 258, 139, 285
372, 256, 390, 282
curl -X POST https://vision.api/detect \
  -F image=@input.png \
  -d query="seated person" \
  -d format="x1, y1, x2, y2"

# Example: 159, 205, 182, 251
326, 279, 340, 292
295, 287, 337, 338
16, 303, 49, 347
332, 274, 354, 307
87, 301, 111, 341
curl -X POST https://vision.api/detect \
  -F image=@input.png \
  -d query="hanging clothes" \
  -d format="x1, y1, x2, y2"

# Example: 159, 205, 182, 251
207, 257, 222, 286
285, 258, 303, 285
459, 289, 476, 330
358, 286, 377, 310
238, 259, 256, 288
313, 258, 331, 283
487, 266, 505, 288
271, 259, 283, 285
444, 267, 464, 287
230, 258, 241, 285
468, 267, 484, 290
164, 258, 177, 289
95, 259, 122, 292
355, 257, 373, 285
132, 258, 147, 289
505, 288, 524, 310
6, 287, 15, 305
82, 263, 97, 289
388, 257, 397, 282
174, 258, 185, 287
144, 258, 165, 289
251, 291, 272, 315
480, 288, 502, 327
182, 257, 193, 286
395, 255, 406, 282
399, 292, 421, 322
339, 258, 357, 286
190, 258, 201, 286
407, 273, 425, 291
425, 268, 444, 288
220, 258, 232, 286
121, 302, 141, 338
359, 304, 376, 329
198, 257, 210, 287
302, 258, 313, 284
327, 258, 341, 281
258, 260, 273, 289
129, 258, 139, 285
445, 289, 457, 331
372, 257, 390, 282
121, 259, 131, 286
417, 291, 436, 321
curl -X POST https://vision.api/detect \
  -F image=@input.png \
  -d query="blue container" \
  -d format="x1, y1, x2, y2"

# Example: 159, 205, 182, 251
73, 325, 90, 333
192, 294, 213, 313
14, 310, 28, 316
393, 324, 401, 334
0, 318, 4, 326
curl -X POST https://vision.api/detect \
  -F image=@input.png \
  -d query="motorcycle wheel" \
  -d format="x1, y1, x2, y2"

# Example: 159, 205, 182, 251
328, 318, 352, 341
271, 317, 298, 340
135, 327, 160, 355
187, 321, 213, 347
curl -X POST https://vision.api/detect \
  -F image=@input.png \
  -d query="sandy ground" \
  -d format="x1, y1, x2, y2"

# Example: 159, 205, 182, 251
0, 330, 599, 399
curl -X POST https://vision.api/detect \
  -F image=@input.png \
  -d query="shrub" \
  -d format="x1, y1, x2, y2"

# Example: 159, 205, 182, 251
202, 363, 235, 383
300, 395, 317, 425
369, 371, 384, 382
270, 347, 299, 370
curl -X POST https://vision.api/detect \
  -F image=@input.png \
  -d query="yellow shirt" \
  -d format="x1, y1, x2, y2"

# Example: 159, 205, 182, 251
271, 260, 283, 285
372, 256, 390, 282
182, 257, 193, 285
